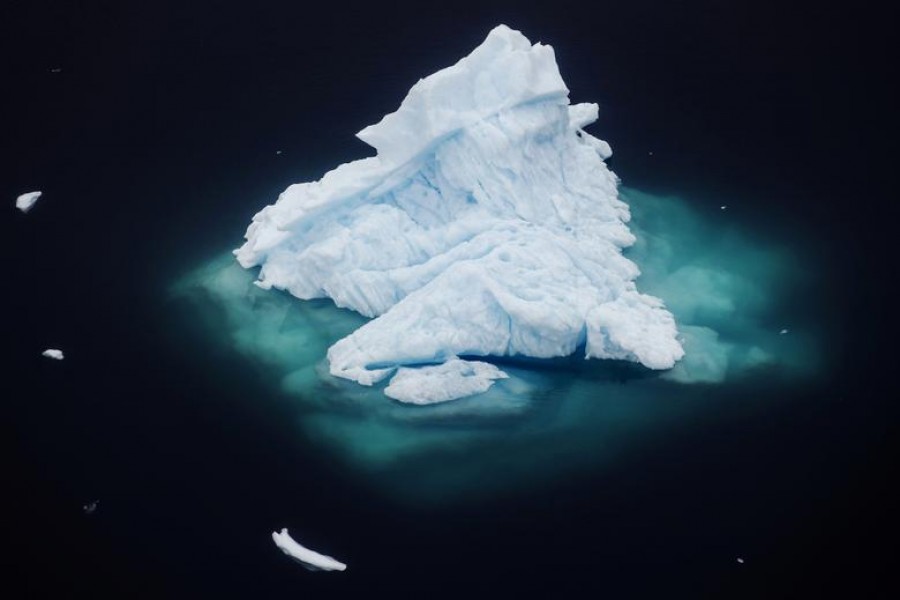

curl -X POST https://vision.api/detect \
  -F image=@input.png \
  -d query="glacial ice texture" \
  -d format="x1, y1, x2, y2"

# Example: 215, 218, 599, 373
42, 348, 64, 360
235, 25, 683, 402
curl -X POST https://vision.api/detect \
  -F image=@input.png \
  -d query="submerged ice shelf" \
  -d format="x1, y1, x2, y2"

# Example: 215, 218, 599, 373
171, 24, 820, 500
235, 25, 683, 403
174, 182, 818, 493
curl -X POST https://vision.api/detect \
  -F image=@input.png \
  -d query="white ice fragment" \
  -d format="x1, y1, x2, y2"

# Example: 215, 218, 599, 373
736, 557, 745, 564
385, 358, 509, 404
50, 67, 62, 73
83, 500, 99, 515
272, 528, 347, 572
16, 191, 42, 213
720, 205, 727, 210
42, 348, 64, 360
568, 102, 599, 130
276, 150, 282, 155
779, 328, 789, 335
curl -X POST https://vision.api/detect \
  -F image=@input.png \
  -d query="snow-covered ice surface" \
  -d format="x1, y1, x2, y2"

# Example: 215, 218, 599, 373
16, 191, 42, 213
42, 348, 64, 360
234, 25, 683, 403
271, 528, 347, 572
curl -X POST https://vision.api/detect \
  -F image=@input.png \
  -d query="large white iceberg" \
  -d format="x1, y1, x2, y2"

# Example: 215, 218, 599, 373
271, 528, 347, 572
235, 25, 684, 403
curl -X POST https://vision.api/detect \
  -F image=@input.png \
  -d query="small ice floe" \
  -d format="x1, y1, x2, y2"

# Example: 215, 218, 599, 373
779, 328, 789, 335
83, 500, 99, 515
736, 557, 745, 564
272, 528, 347, 572
275, 150, 283, 155
50, 67, 62, 73
41, 348, 64, 360
720, 205, 728, 210
648, 151, 653, 156
384, 358, 508, 405
16, 191, 42, 213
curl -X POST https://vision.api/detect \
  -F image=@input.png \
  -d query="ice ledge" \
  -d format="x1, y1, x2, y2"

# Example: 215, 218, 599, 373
384, 358, 509, 404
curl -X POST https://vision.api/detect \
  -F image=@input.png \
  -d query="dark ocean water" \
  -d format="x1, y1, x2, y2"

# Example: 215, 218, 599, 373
3, 1, 897, 598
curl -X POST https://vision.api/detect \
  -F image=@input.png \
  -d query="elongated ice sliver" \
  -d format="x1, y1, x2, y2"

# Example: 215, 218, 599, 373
271, 528, 346, 572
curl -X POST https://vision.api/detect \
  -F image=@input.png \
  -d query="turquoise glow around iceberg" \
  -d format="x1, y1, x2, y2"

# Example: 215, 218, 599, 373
170, 187, 821, 503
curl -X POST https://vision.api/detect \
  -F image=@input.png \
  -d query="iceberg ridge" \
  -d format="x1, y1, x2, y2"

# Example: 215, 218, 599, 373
235, 25, 684, 403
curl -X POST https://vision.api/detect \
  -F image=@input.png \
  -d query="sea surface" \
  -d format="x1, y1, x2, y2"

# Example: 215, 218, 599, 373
3, 1, 896, 598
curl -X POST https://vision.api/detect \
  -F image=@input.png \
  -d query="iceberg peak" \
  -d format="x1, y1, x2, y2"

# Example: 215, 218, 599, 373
356, 24, 569, 168
236, 25, 683, 404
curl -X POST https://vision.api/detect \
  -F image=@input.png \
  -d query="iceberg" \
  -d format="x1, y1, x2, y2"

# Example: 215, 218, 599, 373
235, 24, 685, 403
271, 528, 347, 572
42, 348, 64, 360
16, 191, 42, 213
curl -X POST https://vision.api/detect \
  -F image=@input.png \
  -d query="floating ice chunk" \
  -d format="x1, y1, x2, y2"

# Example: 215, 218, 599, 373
779, 328, 789, 335
272, 528, 347, 572
276, 150, 282, 155
236, 25, 683, 402
16, 191, 42, 213
50, 67, 62, 73
42, 348, 64, 360
83, 500, 99, 515
568, 102, 599, 130
720, 205, 727, 210
736, 557, 745, 564
385, 358, 509, 405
